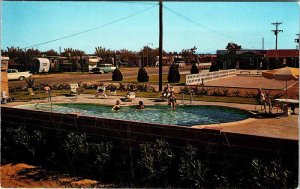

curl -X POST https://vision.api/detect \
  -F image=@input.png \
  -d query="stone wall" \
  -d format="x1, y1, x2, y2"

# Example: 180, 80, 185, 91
1, 106, 297, 157
1, 57, 9, 98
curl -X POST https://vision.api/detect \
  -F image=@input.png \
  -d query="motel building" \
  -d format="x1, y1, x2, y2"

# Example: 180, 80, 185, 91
216, 49, 299, 70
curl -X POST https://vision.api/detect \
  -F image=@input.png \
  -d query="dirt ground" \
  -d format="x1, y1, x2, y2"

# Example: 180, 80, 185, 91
0, 163, 113, 188
9, 66, 190, 88
204, 75, 298, 90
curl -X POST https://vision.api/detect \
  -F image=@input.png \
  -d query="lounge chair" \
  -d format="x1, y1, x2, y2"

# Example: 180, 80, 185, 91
95, 86, 107, 98
271, 100, 283, 114
108, 88, 117, 96
1, 91, 9, 104
70, 83, 79, 96
121, 92, 135, 102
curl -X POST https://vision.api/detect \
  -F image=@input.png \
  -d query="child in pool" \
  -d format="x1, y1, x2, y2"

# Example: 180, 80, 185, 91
112, 100, 121, 111
137, 101, 145, 109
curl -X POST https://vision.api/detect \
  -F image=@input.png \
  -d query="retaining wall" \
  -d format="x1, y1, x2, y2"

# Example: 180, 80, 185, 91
1, 106, 298, 157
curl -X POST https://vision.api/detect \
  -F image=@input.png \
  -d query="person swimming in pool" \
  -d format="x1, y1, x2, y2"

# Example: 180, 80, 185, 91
137, 101, 145, 109
112, 100, 121, 111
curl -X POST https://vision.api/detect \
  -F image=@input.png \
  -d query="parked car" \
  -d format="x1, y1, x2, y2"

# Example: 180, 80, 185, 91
173, 61, 186, 68
98, 64, 116, 73
7, 69, 32, 81
91, 67, 104, 74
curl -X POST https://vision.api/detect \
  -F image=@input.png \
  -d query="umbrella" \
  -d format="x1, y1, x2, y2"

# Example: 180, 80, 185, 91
262, 67, 299, 99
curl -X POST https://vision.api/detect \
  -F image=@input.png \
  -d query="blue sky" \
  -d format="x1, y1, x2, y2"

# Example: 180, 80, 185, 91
2, 1, 299, 54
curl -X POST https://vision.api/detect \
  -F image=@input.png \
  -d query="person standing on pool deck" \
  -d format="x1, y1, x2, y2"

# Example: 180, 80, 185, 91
112, 100, 121, 111
168, 92, 176, 110
44, 85, 51, 102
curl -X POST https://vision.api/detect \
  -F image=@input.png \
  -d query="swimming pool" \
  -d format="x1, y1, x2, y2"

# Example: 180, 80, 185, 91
17, 103, 251, 126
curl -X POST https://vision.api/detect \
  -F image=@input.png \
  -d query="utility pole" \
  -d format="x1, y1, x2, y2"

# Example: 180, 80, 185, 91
271, 22, 283, 50
159, 0, 163, 91
295, 34, 299, 50
262, 37, 264, 50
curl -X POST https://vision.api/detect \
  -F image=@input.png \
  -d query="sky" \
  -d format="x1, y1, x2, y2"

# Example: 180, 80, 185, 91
2, 1, 299, 54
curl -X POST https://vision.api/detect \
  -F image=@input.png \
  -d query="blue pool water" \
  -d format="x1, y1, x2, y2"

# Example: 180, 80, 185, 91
17, 103, 251, 126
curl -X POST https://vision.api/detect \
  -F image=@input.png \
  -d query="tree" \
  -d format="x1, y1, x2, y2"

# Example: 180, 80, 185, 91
95, 46, 114, 64
116, 49, 137, 64
219, 42, 242, 69
190, 63, 199, 74
44, 49, 59, 56
168, 64, 180, 83
61, 48, 85, 57
112, 68, 123, 81
137, 67, 149, 82
2, 47, 42, 71
226, 42, 241, 54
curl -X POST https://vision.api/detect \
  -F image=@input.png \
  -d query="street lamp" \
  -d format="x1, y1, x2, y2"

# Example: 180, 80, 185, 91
146, 43, 153, 67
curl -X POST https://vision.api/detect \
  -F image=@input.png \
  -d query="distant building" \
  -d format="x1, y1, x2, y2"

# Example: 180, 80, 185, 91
265, 50, 299, 69
216, 49, 299, 70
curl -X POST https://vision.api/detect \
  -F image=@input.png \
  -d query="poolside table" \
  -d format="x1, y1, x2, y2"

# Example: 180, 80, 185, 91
275, 99, 299, 104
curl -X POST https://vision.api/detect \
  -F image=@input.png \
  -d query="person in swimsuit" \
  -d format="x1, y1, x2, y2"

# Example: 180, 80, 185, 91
112, 100, 121, 111
137, 101, 145, 109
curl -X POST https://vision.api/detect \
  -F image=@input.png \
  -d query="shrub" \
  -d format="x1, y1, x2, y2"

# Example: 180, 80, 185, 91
128, 83, 138, 91
106, 84, 117, 91
167, 64, 180, 83
179, 145, 208, 187
119, 83, 126, 92
232, 89, 241, 97
211, 89, 223, 96
137, 67, 149, 82
89, 141, 113, 179
62, 132, 90, 173
138, 139, 174, 186
190, 63, 199, 74
249, 158, 290, 188
222, 88, 229, 96
112, 68, 123, 81
199, 87, 209, 95
180, 86, 190, 94
137, 84, 154, 92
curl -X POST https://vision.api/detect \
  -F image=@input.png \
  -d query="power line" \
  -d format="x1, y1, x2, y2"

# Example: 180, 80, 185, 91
163, 5, 234, 39
104, 1, 158, 6
21, 4, 157, 50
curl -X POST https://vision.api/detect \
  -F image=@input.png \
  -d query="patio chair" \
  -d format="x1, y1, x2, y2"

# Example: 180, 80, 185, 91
254, 97, 265, 112
121, 92, 135, 102
108, 88, 117, 96
271, 100, 283, 114
1, 91, 9, 104
95, 86, 107, 98
70, 83, 79, 96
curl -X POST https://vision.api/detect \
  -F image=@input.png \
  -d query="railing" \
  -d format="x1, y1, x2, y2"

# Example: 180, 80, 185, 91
186, 69, 237, 85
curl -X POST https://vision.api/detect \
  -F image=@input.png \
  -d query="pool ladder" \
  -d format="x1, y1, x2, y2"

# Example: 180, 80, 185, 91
181, 90, 193, 105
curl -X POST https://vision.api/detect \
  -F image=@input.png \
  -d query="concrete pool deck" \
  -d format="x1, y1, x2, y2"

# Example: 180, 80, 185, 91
3, 94, 298, 141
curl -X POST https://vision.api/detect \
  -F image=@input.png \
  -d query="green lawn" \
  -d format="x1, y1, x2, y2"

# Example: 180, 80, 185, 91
123, 74, 186, 85
10, 89, 256, 104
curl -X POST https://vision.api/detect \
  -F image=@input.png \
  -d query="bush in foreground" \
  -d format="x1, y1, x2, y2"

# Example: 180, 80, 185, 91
137, 67, 149, 82
112, 68, 123, 81
167, 64, 180, 83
